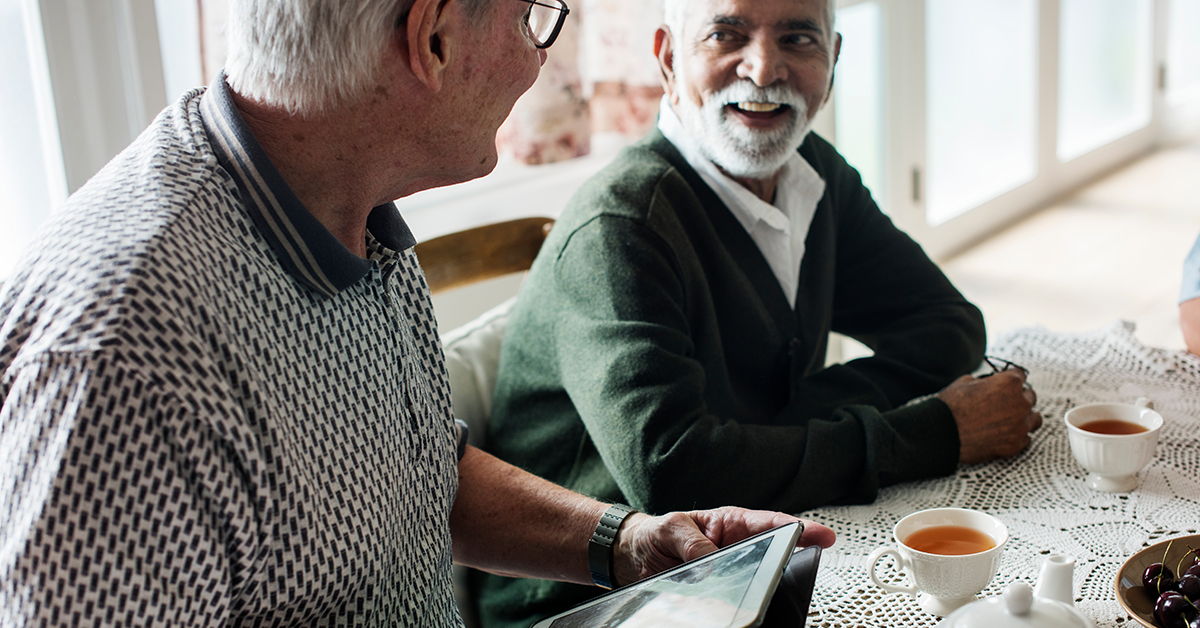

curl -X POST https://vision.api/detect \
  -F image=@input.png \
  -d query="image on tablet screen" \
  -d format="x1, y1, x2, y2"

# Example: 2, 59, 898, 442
549, 537, 772, 628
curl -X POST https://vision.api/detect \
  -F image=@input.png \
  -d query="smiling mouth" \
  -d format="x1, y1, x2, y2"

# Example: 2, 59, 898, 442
731, 102, 789, 114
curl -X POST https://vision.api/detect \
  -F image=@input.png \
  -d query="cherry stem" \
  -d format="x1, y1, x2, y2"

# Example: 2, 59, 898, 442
1177, 545, 1199, 576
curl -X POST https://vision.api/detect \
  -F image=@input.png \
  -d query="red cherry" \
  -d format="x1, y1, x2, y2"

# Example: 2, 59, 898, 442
1179, 574, 1200, 602
1155, 591, 1191, 628
1147, 563, 1179, 597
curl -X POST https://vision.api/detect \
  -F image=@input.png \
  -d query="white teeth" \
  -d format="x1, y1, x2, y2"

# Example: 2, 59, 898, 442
736, 102, 782, 113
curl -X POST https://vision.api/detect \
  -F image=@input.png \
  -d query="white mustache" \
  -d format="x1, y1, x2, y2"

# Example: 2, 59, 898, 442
711, 81, 807, 114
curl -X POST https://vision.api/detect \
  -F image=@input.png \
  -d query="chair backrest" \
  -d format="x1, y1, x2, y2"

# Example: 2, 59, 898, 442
414, 217, 554, 294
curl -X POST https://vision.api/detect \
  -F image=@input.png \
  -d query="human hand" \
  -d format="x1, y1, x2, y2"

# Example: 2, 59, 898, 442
611, 506, 836, 588
938, 369, 1043, 465
1180, 297, 1200, 356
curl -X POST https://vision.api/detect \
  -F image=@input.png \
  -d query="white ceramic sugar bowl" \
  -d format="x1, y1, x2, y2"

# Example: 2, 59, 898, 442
936, 555, 1096, 628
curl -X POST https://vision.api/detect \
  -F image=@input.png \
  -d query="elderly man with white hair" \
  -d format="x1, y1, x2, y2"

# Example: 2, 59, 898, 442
478, 0, 1043, 625
0, 0, 837, 626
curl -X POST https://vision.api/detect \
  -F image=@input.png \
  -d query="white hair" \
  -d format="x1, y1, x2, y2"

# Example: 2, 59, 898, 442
225, 0, 486, 117
663, 0, 836, 41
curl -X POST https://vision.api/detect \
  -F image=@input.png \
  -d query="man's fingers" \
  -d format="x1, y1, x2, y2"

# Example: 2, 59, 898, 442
1022, 380, 1037, 406
797, 519, 837, 549
690, 508, 837, 550
1026, 411, 1044, 433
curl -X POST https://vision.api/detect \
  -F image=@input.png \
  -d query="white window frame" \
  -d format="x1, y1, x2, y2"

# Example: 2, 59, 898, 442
830, 0, 1188, 261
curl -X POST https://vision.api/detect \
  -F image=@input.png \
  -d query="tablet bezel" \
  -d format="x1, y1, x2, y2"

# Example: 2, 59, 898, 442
530, 521, 803, 628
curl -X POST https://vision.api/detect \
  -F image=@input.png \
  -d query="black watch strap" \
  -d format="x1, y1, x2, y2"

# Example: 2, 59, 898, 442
588, 504, 635, 589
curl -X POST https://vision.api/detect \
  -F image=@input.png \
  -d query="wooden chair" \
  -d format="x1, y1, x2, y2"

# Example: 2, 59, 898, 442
414, 216, 555, 294
414, 216, 554, 628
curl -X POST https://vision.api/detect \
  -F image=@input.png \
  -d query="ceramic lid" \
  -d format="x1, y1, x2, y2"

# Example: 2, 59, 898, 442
938, 583, 1096, 628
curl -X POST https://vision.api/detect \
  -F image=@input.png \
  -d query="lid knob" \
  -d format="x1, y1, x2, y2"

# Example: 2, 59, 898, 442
1005, 582, 1035, 616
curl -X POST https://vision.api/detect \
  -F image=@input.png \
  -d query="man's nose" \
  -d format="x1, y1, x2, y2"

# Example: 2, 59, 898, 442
538, 48, 548, 67
737, 40, 788, 87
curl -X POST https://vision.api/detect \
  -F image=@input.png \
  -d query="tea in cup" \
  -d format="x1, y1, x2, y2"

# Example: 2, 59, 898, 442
1064, 397, 1162, 492
867, 508, 1008, 617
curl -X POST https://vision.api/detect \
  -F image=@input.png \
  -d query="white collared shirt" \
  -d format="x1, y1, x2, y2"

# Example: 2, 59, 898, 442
657, 99, 826, 308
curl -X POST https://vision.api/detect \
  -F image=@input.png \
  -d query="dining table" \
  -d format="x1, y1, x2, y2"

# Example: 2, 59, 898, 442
800, 320, 1200, 627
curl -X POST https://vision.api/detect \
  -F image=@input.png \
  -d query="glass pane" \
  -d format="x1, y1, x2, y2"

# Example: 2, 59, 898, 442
1168, 0, 1200, 101
1058, 0, 1153, 161
154, 0, 203, 103
833, 1, 887, 213
0, 0, 58, 279
926, 0, 1038, 225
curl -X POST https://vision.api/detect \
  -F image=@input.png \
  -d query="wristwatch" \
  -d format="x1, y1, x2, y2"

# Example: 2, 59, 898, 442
588, 504, 636, 589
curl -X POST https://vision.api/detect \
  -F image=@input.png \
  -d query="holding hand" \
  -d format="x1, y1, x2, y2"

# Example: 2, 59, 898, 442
611, 506, 836, 588
938, 361, 1043, 465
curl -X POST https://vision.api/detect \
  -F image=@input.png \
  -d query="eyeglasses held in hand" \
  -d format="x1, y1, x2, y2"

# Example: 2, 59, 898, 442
518, 0, 569, 49
980, 355, 1029, 378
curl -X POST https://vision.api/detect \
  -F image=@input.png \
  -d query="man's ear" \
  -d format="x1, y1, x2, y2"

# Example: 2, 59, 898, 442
654, 26, 679, 105
824, 32, 842, 105
407, 0, 455, 91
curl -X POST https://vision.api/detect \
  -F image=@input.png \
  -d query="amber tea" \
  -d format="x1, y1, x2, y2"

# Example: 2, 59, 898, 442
1079, 418, 1148, 435
904, 525, 996, 556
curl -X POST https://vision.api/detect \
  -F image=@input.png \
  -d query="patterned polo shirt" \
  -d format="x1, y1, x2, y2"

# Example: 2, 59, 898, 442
0, 76, 466, 627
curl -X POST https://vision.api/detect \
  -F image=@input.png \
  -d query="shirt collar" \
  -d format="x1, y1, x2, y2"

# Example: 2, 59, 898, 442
199, 72, 416, 298
656, 97, 825, 233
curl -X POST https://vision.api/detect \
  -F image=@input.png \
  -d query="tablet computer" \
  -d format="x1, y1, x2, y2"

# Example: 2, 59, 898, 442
530, 521, 815, 628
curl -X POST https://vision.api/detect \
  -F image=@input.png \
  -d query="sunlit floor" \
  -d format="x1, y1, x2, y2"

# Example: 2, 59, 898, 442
940, 135, 1200, 353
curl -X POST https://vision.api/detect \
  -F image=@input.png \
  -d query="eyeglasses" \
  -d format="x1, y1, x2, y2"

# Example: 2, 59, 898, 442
518, 0, 569, 49
980, 355, 1029, 378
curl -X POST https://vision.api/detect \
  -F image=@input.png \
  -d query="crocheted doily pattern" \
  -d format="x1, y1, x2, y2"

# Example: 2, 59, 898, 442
802, 321, 1200, 627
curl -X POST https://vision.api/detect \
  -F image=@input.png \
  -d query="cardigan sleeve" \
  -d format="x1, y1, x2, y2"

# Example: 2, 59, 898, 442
790, 138, 988, 419
545, 201, 961, 515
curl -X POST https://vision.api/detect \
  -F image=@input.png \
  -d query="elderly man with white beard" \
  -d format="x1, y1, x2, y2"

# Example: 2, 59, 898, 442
474, 0, 1043, 625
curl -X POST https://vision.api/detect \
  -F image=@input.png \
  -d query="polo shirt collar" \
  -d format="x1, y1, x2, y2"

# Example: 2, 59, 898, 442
199, 72, 416, 298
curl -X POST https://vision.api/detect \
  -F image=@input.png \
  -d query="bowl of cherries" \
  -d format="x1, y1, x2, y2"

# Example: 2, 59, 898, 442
1115, 535, 1200, 628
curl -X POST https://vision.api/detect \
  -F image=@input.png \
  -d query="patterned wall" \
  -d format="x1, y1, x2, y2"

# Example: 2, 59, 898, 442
498, 0, 667, 164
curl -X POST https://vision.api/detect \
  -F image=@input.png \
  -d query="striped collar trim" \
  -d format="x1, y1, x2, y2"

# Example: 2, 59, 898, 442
199, 73, 416, 298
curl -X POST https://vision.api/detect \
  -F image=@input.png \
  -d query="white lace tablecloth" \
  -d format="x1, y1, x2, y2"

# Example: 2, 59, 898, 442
801, 321, 1200, 627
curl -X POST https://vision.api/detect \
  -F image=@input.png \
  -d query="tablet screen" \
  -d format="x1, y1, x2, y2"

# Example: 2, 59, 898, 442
534, 522, 801, 628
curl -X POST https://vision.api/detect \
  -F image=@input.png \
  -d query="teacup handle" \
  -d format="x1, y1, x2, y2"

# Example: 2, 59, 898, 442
868, 546, 917, 596
1135, 397, 1154, 410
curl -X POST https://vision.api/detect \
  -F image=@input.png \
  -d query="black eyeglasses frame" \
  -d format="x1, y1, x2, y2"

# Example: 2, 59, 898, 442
518, 0, 570, 49
979, 355, 1029, 378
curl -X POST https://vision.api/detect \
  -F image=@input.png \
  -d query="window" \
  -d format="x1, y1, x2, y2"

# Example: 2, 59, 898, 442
924, 0, 1038, 225
833, 1, 887, 212
1057, 0, 1153, 162
0, 0, 65, 278
1167, 0, 1200, 102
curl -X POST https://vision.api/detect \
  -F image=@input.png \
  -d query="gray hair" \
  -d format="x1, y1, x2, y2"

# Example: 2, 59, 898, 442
225, 0, 487, 117
663, 0, 836, 42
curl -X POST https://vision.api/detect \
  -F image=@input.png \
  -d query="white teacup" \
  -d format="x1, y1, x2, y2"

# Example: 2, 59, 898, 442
867, 508, 1008, 617
1064, 397, 1162, 492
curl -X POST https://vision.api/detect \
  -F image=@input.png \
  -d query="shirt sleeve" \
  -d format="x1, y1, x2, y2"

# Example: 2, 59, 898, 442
1181, 232, 1200, 304
1, 351, 248, 627
454, 418, 470, 460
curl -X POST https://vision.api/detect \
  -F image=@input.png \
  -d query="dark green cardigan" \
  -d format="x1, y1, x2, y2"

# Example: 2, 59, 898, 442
474, 131, 985, 627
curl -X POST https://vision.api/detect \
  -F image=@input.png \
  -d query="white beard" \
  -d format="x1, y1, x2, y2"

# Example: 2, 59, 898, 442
673, 78, 812, 180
